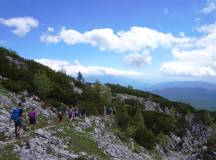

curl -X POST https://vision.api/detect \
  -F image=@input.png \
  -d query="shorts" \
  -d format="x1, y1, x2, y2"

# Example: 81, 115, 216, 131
14, 119, 22, 128
68, 114, 72, 119
58, 113, 64, 121
29, 118, 36, 125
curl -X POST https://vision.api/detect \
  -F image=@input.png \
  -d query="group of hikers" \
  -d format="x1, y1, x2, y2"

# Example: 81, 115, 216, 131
10, 102, 37, 138
57, 105, 87, 125
9, 97, 117, 139
10, 99, 87, 139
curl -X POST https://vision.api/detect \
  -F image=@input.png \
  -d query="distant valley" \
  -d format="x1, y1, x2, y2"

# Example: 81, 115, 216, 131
149, 81, 216, 111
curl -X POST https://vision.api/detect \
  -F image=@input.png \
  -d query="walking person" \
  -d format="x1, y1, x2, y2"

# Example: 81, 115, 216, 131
75, 106, 79, 118
104, 106, 106, 116
81, 106, 87, 118
28, 107, 37, 130
10, 103, 24, 138
112, 106, 116, 115
57, 104, 65, 125
68, 106, 73, 122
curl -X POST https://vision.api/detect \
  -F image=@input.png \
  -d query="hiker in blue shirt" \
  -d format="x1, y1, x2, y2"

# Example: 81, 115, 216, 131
10, 103, 24, 138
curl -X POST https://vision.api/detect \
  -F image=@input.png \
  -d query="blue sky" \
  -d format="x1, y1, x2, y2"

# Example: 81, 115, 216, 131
1, 0, 216, 85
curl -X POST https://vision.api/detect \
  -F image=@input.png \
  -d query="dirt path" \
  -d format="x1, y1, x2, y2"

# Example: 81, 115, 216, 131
0, 124, 56, 145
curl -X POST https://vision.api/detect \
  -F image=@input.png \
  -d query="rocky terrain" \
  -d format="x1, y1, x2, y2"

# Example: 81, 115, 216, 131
0, 85, 215, 160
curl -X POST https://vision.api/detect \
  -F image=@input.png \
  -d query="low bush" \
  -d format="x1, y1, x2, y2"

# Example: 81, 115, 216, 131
133, 128, 156, 150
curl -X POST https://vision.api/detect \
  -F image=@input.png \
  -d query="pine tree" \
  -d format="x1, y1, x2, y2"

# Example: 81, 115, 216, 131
77, 71, 84, 82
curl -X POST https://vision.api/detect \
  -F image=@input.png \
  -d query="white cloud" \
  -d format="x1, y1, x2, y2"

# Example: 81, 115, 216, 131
40, 34, 60, 43
201, 0, 216, 14
179, 32, 185, 37
197, 22, 216, 34
0, 40, 6, 46
35, 59, 143, 77
47, 27, 54, 32
160, 22, 216, 77
0, 17, 39, 36
124, 51, 152, 66
40, 23, 216, 77
161, 46, 216, 77
40, 26, 192, 52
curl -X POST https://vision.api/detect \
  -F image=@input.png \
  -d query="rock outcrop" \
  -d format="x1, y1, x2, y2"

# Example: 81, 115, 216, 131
0, 89, 215, 160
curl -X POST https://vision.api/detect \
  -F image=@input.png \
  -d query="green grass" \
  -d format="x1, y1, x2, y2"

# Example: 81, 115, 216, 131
0, 144, 19, 160
84, 124, 96, 133
0, 132, 7, 141
37, 115, 53, 128
52, 123, 110, 160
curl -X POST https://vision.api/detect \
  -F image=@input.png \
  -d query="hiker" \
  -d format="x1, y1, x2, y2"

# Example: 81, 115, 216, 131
10, 103, 24, 138
103, 106, 106, 116
106, 106, 112, 115
68, 106, 73, 122
57, 104, 65, 125
109, 107, 112, 115
112, 106, 116, 115
81, 106, 87, 118
74, 106, 79, 118
28, 107, 37, 130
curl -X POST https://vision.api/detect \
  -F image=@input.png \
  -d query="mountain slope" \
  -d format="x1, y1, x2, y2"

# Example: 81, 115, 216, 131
152, 88, 216, 111
0, 47, 216, 160
150, 81, 216, 111
150, 81, 216, 90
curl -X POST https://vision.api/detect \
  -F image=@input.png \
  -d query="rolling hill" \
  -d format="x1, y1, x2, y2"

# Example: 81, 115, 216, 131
150, 81, 216, 111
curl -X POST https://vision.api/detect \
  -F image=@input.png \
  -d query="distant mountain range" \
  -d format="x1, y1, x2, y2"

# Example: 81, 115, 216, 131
149, 81, 216, 111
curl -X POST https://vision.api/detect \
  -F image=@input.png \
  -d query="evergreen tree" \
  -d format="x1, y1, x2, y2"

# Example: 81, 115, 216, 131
77, 71, 84, 82
116, 105, 130, 131
33, 71, 53, 99
99, 85, 112, 106
131, 107, 145, 130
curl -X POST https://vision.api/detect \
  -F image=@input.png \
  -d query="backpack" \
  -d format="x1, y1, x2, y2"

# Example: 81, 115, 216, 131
11, 108, 20, 122
28, 111, 36, 119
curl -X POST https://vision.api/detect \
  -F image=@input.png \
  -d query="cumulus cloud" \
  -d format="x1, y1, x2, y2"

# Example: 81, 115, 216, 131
201, 0, 216, 14
161, 22, 216, 77
0, 17, 39, 36
40, 26, 193, 68
161, 47, 216, 77
35, 59, 143, 77
40, 26, 192, 52
47, 27, 54, 32
124, 51, 152, 66
40, 34, 60, 43
40, 23, 216, 77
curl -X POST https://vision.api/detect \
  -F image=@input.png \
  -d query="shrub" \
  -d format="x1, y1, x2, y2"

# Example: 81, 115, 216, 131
133, 128, 156, 150
130, 107, 145, 130
47, 99, 61, 108
156, 132, 170, 148
2, 80, 27, 92
33, 71, 53, 99
116, 105, 130, 131
194, 110, 214, 125
143, 111, 175, 134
